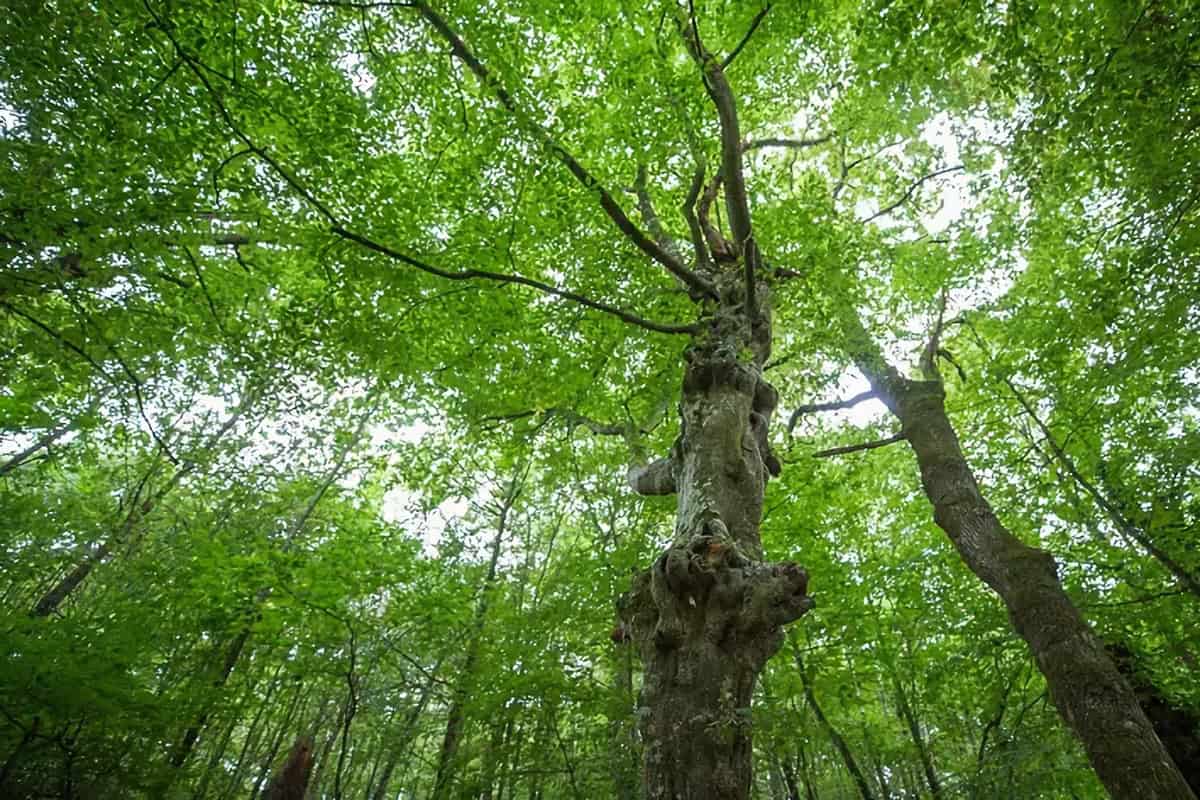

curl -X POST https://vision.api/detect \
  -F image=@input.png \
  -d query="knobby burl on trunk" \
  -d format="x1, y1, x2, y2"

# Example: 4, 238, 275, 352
622, 276, 813, 800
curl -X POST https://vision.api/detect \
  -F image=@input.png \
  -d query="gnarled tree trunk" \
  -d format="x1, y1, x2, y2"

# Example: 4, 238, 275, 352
624, 276, 813, 799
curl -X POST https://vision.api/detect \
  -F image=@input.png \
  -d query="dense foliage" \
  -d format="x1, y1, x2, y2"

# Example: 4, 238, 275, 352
1, 0, 1197, 797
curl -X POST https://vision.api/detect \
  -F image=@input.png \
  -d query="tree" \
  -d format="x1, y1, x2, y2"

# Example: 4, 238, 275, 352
2, 0, 1198, 798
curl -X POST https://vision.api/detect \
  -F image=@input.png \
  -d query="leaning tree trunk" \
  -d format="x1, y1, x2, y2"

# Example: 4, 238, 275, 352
841, 315, 1195, 799
624, 277, 813, 799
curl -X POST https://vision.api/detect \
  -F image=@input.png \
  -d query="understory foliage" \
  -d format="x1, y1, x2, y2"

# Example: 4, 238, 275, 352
1, 0, 1198, 798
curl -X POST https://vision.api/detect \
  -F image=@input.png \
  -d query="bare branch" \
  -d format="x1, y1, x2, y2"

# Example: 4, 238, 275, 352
920, 288, 948, 381
787, 390, 878, 433
633, 165, 685, 261
413, 2, 718, 301
682, 164, 713, 271
813, 432, 905, 458
697, 168, 734, 263
743, 134, 832, 152
298, 0, 415, 7
720, 4, 771, 71
861, 165, 964, 224
332, 226, 698, 335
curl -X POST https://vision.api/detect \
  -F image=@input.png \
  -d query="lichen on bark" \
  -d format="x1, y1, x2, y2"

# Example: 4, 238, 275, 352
622, 277, 812, 799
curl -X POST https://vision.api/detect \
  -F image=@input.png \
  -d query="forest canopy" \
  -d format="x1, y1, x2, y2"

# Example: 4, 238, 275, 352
1, 0, 1198, 798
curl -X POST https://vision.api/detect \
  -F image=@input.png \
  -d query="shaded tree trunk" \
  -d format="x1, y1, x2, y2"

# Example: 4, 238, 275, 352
791, 645, 875, 800
431, 477, 519, 800
32, 405, 245, 617
1109, 644, 1200, 794
840, 315, 1196, 799
891, 677, 941, 800
170, 628, 253, 770
369, 661, 440, 800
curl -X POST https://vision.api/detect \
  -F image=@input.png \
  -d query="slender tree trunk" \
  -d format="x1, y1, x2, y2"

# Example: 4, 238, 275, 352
222, 675, 289, 800
370, 662, 439, 800
0, 401, 92, 477
32, 404, 245, 617
795, 741, 819, 800
170, 628, 253, 770
623, 274, 812, 799
891, 677, 941, 800
840, 316, 1196, 799
431, 477, 519, 800
608, 635, 638, 800
791, 646, 875, 800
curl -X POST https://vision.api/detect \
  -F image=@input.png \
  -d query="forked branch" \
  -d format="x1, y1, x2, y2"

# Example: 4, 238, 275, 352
414, 2, 718, 301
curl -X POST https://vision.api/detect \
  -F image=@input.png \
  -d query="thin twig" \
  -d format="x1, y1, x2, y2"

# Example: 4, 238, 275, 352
813, 432, 905, 458
861, 165, 964, 224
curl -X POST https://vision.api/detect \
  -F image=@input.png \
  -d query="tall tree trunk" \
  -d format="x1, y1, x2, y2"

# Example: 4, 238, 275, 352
791, 646, 875, 800
170, 628, 253, 770
32, 403, 245, 617
431, 476, 519, 800
795, 739, 819, 800
623, 274, 813, 799
839, 315, 1196, 799
370, 661, 440, 800
608, 635, 638, 800
891, 677, 941, 800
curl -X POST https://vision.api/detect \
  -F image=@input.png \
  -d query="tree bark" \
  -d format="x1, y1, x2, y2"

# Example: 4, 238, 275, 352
841, 316, 1196, 799
623, 275, 813, 799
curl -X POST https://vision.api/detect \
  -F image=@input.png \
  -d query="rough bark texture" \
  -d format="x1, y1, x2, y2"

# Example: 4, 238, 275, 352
843, 311, 1195, 799
623, 278, 812, 799
1110, 644, 1200, 794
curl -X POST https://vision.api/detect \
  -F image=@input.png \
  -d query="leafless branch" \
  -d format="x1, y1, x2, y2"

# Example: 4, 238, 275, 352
787, 390, 878, 432
674, 6, 758, 316
633, 165, 685, 261
813, 432, 905, 458
743, 134, 832, 152
333, 227, 698, 335
682, 164, 712, 271
861, 165, 964, 224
